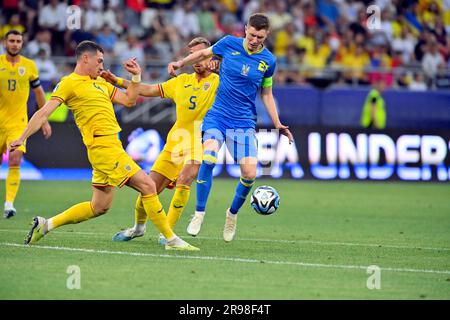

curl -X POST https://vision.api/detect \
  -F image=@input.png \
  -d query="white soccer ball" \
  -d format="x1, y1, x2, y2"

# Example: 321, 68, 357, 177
250, 185, 280, 215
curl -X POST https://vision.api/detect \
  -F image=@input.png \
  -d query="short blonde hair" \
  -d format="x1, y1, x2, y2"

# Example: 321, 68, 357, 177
188, 37, 211, 48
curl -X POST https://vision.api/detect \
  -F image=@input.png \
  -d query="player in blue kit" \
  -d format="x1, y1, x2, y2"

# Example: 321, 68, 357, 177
168, 13, 293, 242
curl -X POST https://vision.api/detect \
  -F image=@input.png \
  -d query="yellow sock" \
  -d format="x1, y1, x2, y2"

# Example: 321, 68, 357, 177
167, 184, 190, 229
134, 195, 148, 225
5, 166, 20, 203
48, 202, 95, 231
141, 194, 174, 240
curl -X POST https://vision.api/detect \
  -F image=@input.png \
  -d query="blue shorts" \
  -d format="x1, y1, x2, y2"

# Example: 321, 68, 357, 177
202, 115, 258, 162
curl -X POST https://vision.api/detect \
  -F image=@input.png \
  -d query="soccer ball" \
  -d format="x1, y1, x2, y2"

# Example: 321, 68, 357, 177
250, 185, 280, 215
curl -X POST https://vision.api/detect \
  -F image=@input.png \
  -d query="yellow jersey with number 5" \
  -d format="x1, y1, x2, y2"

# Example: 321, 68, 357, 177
0, 54, 40, 130
159, 72, 219, 152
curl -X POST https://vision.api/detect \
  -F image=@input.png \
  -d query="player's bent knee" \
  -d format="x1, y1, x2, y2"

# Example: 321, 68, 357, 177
140, 176, 157, 195
177, 173, 196, 185
241, 169, 257, 181
8, 153, 22, 167
92, 205, 110, 216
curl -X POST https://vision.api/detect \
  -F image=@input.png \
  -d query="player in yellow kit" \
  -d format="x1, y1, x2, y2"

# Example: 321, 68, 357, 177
0, 30, 52, 219
10, 40, 198, 250
101, 37, 219, 243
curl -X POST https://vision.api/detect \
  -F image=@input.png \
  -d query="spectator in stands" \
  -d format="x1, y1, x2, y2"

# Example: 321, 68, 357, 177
96, 25, 118, 55
360, 80, 387, 130
172, 1, 200, 40
273, 22, 297, 66
414, 28, 434, 62
80, 0, 103, 32
26, 29, 52, 58
391, 27, 416, 65
0, 0, 447, 92
197, 0, 217, 38
342, 45, 370, 85
422, 41, 445, 85
38, 0, 67, 55
268, 1, 292, 31
408, 72, 428, 91
124, 0, 146, 33
144, 33, 163, 62
0, 13, 26, 39
68, 15, 96, 53
103, 0, 123, 34
435, 63, 450, 89
34, 48, 59, 82
22, 0, 39, 39
317, 0, 340, 27
303, 41, 330, 79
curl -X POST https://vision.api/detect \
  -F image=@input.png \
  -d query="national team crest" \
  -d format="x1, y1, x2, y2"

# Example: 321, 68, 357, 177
203, 82, 211, 91
18, 66, 26, 76
241, 64, 250, 76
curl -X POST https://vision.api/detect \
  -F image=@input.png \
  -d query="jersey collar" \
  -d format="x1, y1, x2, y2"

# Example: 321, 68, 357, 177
2, 54, 22, 66
72, 72, 95, 80
242, 39, 264, 55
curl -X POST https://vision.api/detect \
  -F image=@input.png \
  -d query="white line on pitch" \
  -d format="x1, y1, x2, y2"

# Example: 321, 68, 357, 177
1, 242, 449, 275
0, 228, 449, 252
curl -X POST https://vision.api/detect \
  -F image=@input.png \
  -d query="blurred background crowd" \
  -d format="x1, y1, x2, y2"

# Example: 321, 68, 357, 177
1, 0, 450, 90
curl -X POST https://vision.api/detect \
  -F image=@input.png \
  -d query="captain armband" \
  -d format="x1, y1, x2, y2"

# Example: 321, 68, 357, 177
261, 76, 273, 88
30, 78, 41, 89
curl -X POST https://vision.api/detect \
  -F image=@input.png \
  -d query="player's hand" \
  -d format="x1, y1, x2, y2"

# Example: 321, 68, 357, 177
207, 59, 220, 72
123, 58, 141, 75
9, 139, 24, 153
277, 124, 294, 144
41, 121, 52, 139
168, 61, 182, 77
100, 69, 118, 85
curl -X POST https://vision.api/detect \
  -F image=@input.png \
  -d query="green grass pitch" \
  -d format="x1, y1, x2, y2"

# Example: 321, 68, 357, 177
0, 179, 449, 299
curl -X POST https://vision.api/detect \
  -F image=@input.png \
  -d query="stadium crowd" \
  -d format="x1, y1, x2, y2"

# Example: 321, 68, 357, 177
1, 0, 450, 89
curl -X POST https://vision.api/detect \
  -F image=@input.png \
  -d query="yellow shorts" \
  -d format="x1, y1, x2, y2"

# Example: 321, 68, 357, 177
87, 134, 141, 188
0, 127, 26, 155
151, 147, 202, 182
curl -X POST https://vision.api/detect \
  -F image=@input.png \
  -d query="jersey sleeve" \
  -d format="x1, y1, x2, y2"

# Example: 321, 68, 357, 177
212, 35, 231, 57
50, 78, 73, 103
104, 80, 118, 100
262, 58, 277, 88
160, 76, 180, 100
28, 60, 41, 89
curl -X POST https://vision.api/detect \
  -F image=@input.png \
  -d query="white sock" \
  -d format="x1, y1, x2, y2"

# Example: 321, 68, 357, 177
133, 223, 146, 233
4, 202, 14, 210
195, 210, 205, 216
45, 218, 53, 234
227, 209, 237, 218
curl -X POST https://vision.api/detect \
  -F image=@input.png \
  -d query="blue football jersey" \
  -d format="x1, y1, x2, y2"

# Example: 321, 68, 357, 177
208, 35, 277, 128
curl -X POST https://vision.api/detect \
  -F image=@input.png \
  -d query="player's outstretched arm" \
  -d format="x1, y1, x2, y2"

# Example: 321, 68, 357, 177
112, 58, 142, 107
100, 70, 160, 97
9, 99, 61, 152
33, 85, 52, 139
168, 47, 213, 77
261, 86, 294, 144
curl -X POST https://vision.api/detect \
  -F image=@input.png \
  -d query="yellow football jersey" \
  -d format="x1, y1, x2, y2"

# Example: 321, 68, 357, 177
0, 54, 39, 129
160, 72, 219, 152
51, 73, 119, 146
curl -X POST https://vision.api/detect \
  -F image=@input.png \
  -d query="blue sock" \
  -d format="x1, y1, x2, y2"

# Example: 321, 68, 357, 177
230, 177, 255, 214
196, 151, 217, 212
